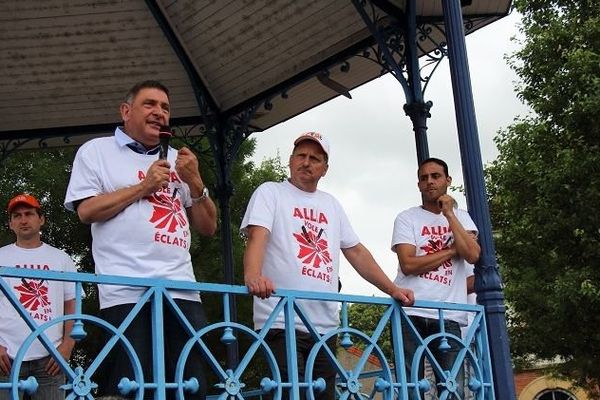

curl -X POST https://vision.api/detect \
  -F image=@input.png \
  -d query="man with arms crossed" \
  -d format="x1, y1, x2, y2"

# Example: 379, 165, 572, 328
65, 81, 217, 399
391, 158, 480, 399
0, 194, 76, 400
242, 132, 414, 400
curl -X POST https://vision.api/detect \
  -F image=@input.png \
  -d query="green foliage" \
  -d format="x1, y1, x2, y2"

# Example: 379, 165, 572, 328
347, 303, 393, 360
0, 147, 92, 269
486, 0, 600, 392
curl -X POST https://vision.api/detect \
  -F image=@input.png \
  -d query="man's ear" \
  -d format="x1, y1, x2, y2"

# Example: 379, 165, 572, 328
40, 215, 46, 227
120, 102, 131, 122
322, 163, 329, 177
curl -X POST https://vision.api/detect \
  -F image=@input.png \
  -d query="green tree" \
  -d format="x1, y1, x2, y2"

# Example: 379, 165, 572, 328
347, 303, 392, 359
0, 147, 92, 266
485, 0, 600, 392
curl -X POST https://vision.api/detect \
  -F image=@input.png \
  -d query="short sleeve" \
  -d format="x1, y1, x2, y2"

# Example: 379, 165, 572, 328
390, 211, 415, 251
240, 183, 277, 235
459, 210, 478, 236
64, 141, 104, 211
337, 200, 360, 249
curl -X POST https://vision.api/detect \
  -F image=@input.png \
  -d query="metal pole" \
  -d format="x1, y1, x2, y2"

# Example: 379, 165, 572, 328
403, 102, 431, 164
441, 1, 516, 398
214, 129, 240, 368
403, 0, 431, 163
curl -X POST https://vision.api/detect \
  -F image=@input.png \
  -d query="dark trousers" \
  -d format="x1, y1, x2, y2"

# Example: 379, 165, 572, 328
402, 316, 464, 399
97, 299, 208, 400
265, 329, 337, 400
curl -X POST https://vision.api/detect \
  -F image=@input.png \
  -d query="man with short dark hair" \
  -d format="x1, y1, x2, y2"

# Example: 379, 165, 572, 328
0, 194, 77, 400
65, 80, 217, 399
242, 132, 414, 400
391, 157, 480, 399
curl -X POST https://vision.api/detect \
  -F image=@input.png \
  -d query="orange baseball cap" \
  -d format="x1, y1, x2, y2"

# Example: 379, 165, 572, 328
7, 194, 41, 213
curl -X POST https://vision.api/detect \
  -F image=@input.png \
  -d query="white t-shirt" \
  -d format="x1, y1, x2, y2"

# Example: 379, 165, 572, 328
391, 206, 478, 325
0, 243, 76, 361
241, 180, 360, 333
64, 129, 199, 308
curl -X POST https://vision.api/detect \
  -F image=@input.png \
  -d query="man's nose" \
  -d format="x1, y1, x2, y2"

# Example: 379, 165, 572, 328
151, 105, 166, 117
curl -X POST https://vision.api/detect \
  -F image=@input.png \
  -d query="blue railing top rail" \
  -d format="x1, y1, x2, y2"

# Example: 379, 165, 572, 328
0, 266, 494, 399
0, 266, 484, 312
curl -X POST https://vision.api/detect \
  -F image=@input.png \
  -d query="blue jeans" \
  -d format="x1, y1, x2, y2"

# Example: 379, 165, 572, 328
0, 356, 65, 400
402, 316, 464, 399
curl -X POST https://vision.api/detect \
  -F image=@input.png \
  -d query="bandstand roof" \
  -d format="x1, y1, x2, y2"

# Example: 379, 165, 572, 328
0, 0, 511, 149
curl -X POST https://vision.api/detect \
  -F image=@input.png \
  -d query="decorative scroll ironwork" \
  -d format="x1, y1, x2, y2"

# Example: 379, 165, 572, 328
350, 0, 451, 101
0, 137, 73, 164
1, 267, 495, 399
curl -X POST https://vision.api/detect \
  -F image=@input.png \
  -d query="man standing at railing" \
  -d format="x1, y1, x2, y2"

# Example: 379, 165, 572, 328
241, 132, 414, 400
0, 194, 76, 400
391, 158, 480, 399
65, 80, 217, 399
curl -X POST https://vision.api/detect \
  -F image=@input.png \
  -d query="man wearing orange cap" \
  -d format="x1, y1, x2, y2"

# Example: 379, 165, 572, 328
241, 132, 414, 400
0, 194, 77, 400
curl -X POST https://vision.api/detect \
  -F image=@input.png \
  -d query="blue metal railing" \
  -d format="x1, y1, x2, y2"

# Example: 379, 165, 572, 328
0, 267, 495, 399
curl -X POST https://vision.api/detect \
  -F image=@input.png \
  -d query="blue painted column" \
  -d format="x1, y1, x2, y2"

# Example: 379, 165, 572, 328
441, 1, 516, 399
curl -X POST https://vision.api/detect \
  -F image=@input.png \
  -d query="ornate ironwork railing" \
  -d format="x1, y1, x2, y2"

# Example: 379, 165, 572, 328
0, 267, 494, 399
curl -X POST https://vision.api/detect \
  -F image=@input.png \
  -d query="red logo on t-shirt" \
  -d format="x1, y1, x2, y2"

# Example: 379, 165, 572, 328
418, 233, 454, 286
14, 279, 50, 312
421, 237, 453, 269
293, 227, 332, 269
148, 193, 188, 233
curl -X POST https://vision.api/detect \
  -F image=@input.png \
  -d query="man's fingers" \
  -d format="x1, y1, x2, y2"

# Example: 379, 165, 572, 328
246, 277, 274, 299
256, 280, 272, 299
393, 288, 415, 306
46, 359, 59, 376
0, 347, 11, 374
0, 355, 10, 375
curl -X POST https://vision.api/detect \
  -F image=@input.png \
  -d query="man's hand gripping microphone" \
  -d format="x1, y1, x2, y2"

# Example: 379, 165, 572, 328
158, 125, 172, 160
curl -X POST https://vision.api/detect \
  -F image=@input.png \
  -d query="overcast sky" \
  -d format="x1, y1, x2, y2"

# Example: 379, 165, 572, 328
248, 12, 529, 297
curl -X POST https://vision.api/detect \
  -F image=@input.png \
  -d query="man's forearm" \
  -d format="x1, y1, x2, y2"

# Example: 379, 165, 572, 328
343, 244, 396, 295
397, 248, 455, 276
446, 213, 480, 263
77, 183, 146, 223
60, 300, 76, 356
187, 199, 217, 236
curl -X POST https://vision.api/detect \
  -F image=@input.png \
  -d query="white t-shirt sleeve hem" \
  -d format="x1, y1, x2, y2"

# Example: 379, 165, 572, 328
65, 141, 105, 211
240, 183, 277, 234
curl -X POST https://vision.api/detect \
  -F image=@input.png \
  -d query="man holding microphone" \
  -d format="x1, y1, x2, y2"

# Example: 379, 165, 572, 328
65, 80, 216, 399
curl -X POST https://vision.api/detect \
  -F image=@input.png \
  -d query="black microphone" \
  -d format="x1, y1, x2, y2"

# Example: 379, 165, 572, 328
158, 125, 172, 160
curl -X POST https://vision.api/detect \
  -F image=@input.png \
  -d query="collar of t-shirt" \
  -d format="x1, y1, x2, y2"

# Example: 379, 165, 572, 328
115, 126, 160, 155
